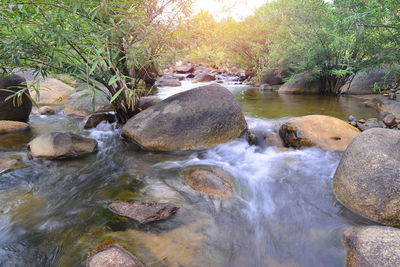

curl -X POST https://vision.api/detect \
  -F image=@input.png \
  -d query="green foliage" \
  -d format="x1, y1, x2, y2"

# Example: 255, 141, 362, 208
0, 0, 190, 123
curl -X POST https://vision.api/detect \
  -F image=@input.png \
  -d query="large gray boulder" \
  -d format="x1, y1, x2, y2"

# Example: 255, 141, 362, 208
278, 72, 321, 94
333, 128, 400, 226
343, 226, 400, 267
121, 84, 247, 151
259, 69, 291, 85
340, 68, 397, 95
0, 75, 32, 122
365, 96, 400, 118
28, 132, 98, 159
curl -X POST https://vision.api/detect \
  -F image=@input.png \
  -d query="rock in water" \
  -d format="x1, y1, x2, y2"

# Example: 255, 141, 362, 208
0, 158, 27, 174
31, 78, 74, 105
109, 201, 179, 224
121, 84, 247, 151
38, 106, 56, 115
192, 73, 216, 83
84, 112, 116, 129
0, 75, 32, 122
279, 115, 360, 151
278, 72, 320, 94
0, 121, 30, 134
183, 166, 234, 198
343, 226, 400, 267
333, 128, 400, 226
88, 242, 143, 267
28, 132, 98, 159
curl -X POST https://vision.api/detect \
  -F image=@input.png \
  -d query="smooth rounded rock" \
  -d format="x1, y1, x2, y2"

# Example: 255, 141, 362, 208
38, 106, 55, 115
0, 121, 30, 134
279, 115, 360, 151
343, 226, 400, 267
333, 128, 400, 226
192, 73, 216, 83
278, 72, 320, 94
121, 84, 247, 151
28, 132, 98, 159
31, 78, 74, 105
64, 90, 112, 117
183, 166, 234, 198
88, 243, 143, 267
138, 96, 161, 111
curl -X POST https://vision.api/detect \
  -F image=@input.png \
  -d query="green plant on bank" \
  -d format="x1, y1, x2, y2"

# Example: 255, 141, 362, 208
0, 0, 191, 124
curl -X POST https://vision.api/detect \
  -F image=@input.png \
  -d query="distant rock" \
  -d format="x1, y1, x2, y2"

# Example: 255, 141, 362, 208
340, 68, 397, 95
0, 121, 30, 134
279, 115, 360, 151
156, 77, 182, 87
343, 226, 400, 267
84, 112, 116, 129
64, 90, 112, 117
31, 78, 74, 105
109, 201, 179, 224
175, 64, 194, 74
28, 132, 98, 159
121, 84, 247, 151
259, 69, 291, 85
192, 73, 216, 83
333, 128, 400, 226
365, 96, 400, 118
88, 242, 143, 267
183, 166, 234, 198
278, 72, 320, 94
260, 83, 274, 90
38, 106, 55, 115
0, 75, 32, 122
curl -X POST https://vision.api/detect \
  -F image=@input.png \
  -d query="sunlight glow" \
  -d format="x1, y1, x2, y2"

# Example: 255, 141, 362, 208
193, 0, 269, 20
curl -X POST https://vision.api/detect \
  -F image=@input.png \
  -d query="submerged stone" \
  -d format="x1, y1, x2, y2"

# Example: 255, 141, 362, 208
88, 242, 143, 267
109, 201, 179, 224
183, 166, 234, 198
0, 158, 27, 174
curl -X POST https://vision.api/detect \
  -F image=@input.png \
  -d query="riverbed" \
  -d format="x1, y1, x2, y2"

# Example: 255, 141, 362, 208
0, 81, 377, 266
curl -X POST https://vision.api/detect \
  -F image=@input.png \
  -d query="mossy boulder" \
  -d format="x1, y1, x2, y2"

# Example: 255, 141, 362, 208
343, 226, 400, 267
279, 115, 360, 151
121, 84, 247, 151
0, 75, 32, 122
333, 128, 400, 226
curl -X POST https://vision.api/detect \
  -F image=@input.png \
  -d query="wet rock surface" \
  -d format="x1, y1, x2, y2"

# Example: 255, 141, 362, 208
343, 226, 400, 267
0, 158, 27, 174
0, 121, 30, 134
333, 128, 400, 226
38, 106, 56, 115
84, 112, 116, 129
108, 201, 179, 224
192, 73, 216, 83
88, 243, 143, 267
279, 115, 360, 151
121, 84, 248, 151
183, 166, 234, 198
28, 132, 98, 159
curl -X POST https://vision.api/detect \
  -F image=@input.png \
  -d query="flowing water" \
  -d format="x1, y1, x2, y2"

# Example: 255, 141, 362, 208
0, 81, 378, 267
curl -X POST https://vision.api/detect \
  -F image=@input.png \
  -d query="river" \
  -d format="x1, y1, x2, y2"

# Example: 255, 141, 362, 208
0, 80, 377, 266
